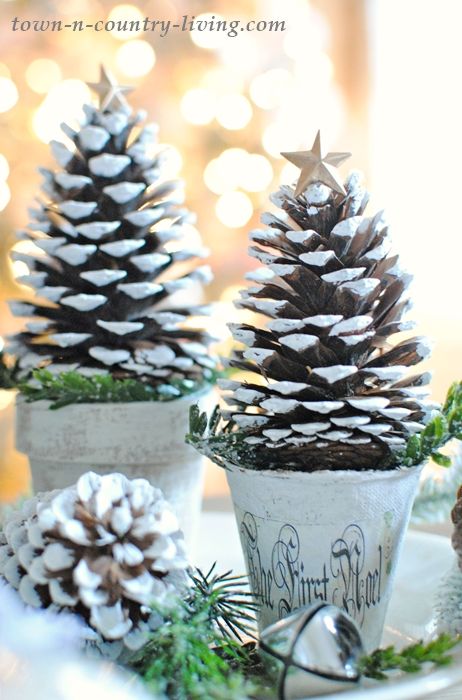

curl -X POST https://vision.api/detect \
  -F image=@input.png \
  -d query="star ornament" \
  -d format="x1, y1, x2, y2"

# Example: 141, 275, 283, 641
281, 131, 351, 198
87, 65, 134, 112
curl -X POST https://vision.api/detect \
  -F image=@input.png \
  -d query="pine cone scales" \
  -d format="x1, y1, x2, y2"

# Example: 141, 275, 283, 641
221, 175, 433, 470
9, 98, 214, 385
451, 485, 462, 570
0, 472, 188, 651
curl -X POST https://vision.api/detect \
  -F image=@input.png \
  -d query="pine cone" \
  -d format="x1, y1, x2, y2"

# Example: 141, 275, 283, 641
451, 485, 462, 570
220, 173, 434, 471
9, 93, 214, 386
0, 472, 188, 654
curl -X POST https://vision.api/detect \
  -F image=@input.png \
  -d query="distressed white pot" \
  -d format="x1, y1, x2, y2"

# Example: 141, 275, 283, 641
226, 463, 423, 651
15, 389, 214, 553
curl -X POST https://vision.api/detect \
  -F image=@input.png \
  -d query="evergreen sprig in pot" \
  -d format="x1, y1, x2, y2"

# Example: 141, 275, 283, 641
188, 131, 462, 650
9, 68, 216, 550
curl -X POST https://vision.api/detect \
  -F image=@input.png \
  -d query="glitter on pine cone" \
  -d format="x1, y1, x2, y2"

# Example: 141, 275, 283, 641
0, 471, 188, 658
8, 70, 215, 387
220, 170, 434, 471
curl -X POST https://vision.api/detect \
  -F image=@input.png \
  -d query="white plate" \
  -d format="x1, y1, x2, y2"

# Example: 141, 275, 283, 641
197, 513, 462, 700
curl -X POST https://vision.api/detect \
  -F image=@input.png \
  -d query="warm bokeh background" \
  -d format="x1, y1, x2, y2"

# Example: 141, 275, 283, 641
0, 0, 460, 505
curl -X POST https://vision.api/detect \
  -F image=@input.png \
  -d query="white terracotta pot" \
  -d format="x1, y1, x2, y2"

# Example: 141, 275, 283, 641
15, 388, 214, 553
226, 463, 423, 651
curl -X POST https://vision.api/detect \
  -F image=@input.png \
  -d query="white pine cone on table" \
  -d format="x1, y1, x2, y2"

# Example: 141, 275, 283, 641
0, 472, 188, 658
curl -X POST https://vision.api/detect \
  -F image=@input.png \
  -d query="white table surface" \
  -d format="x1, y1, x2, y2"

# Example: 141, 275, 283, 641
197, 512, 462, 700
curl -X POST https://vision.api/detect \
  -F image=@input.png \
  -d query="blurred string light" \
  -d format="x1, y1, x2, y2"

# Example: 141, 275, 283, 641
180, 89, 216, 125
190, 13, 227, 50
220, 35, 260, 75
0, 78, 18, 113
26, 58, 62, 94
202, 67, 244, 94
262, 122, 301, 159
216, 93, 252, 130
280, 161, 299, 185
240, 154, 273, 192
204, 148, 248, 194
116, 40, 156, 77
250, 68, 292, 110
215, 191, 253, 228
159, 146, 183, 179
107, 4, 145, 40
12, 260, 30, 278
0, 63, 11, 78
32, 80, 91, 143
204, 149, 272, 194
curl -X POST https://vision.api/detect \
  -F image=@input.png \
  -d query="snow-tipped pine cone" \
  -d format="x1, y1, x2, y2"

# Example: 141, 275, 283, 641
451, 485, 462, 570
220, 174, 435, 471
0, 472, 188, 655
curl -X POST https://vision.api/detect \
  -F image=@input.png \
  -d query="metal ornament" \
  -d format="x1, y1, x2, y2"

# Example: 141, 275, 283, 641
281, 130, 351, 197
259, 602, 364, 699
88, 64, 134, 111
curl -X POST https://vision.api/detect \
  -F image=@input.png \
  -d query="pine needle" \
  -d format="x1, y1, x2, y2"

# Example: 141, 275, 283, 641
359, 634, 460, 680
18, 368, 219, 409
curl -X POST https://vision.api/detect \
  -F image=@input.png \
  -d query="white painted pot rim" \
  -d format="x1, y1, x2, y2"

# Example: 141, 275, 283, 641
224, 460, 423, 483
15, 384, 211, 410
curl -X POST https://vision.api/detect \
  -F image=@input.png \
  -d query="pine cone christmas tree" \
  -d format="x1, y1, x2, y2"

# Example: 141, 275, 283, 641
0, 471, 188, 656
8, 67, 214, 387
217, 132, 433, 471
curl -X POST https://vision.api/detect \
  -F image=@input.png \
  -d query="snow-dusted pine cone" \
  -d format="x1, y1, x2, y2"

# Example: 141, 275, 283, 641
8, 81, 214, 386
435, 487, 462, 636
0, 472, 188, 656
220, 173, 434, 471
451, 485, 462, 570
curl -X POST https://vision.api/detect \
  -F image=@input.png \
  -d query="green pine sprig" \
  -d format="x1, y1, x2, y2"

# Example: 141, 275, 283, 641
189, 565, 258, 642
129, 565, 258, 700
186, 404, 250, 470
401, 381, 462, 468
359, 634, 460, 680
18, 368, 218, 409
188, 381, 462, 473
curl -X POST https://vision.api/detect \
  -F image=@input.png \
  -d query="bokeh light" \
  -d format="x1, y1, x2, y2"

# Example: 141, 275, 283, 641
11, 260, 30, 279
159, 146, 183, 179
32, 79, 91, 143
215, 191, 253, 228
181, 89, 216, 125
202, 67, 244, 94
0, 63, 11, 78
279, 161, 300, 185
203, 148, 247, 194
262, 123, 302, 159
216, 94, 252, 130
239, 154, 273, 192
204, 149, 273, 194
250, 69, 292, 110
0, 78, 18, 113
25, 59, 62, 94
107, 4, 145, 40
190, 13, 227, 50
204, 158, 230, 195
116, 40, 156, 77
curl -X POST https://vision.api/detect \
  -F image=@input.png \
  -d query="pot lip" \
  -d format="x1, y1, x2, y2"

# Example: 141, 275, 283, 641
224, 459, 426, 482
15, 383, 214, 410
